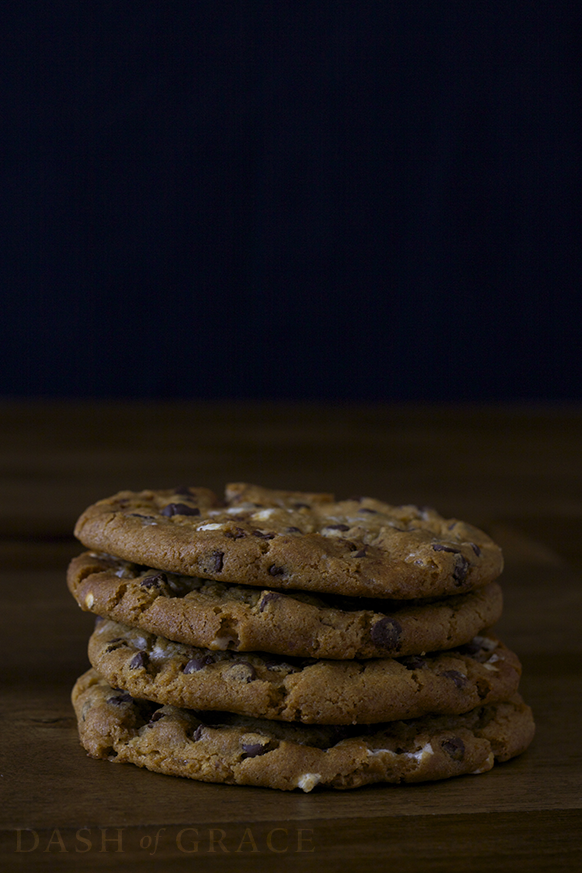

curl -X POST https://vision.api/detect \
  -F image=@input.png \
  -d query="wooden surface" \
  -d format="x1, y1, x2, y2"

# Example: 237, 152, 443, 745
1, 401, 581, 872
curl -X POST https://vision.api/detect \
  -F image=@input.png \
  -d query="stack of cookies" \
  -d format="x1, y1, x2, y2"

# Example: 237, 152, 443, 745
68, 483, 534, 792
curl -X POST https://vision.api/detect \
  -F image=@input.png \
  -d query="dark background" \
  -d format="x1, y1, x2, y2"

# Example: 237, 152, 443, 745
2, 1, 580, 402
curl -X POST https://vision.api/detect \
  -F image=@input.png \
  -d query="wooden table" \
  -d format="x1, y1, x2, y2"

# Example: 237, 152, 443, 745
1, 402, 581, 872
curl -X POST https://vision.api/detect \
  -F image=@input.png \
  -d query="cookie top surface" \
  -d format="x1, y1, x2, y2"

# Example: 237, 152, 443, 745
73, 483, 503, 599
68, 551, 503, 659
88, 617, 522, 724
73, 668, 535, 791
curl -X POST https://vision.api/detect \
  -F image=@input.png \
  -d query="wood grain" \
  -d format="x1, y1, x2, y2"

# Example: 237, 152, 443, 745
1, 402, 581, 871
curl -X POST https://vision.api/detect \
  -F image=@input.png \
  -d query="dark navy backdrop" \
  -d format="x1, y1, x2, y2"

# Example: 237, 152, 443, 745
2, 2, 580, 401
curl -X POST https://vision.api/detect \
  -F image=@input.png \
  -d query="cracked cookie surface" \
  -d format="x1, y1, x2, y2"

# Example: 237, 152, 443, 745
72, 668, 535, 791
88, 618, 522, 725
73, 483, 503, 599
69, 552, 503, 659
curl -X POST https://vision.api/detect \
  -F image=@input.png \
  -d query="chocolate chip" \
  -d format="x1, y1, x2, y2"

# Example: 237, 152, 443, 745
252, 530, 275, 539
324, 523, 350, 531
370, 617, 403, 653
211, 551, 224, 572
432, 544, 461, 554
268, 564, 285, 576
259, 591, 282, 612
129, 651, 148, 669
226, 661, 257, 682
107, 693, 133, 705
105, 638, 127, 653
457, 639, 483, 657
352, 548, 368, 558
224, 527, 247, 539
441, 737, 465, 761
241, 742, 270, 758
160, 503, 201, 517
441, 669, 468, 688
183, 658, 203, 673
399, 655, 427, 671
285, 526, 302, 533
471, 543, 482, 556
357, 508, 378, 514
453, 555, 470, 584
147, 710, 166, 725
140, 573, 168, 589
183, 655, 215, 673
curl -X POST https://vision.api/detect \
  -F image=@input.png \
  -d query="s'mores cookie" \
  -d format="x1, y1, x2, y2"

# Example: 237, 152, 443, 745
88, 618, 522, 725
68, 552, 503, 660
73, 484, 503, 600
72, 669, 535, 792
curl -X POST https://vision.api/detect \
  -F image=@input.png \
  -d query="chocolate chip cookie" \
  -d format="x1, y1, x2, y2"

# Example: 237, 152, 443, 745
72, 668, 535, 792
73, 484, 503, 599
68, 552, 503, 659
88, 618, 521, 725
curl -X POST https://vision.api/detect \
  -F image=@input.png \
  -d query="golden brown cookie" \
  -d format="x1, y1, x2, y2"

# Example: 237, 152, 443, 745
73, 484, 503, 599
68, 552, 503, 659
88, 618, 522, 725
72, 668, 535, 792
